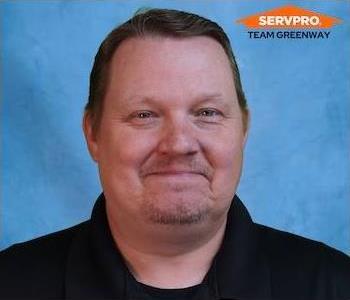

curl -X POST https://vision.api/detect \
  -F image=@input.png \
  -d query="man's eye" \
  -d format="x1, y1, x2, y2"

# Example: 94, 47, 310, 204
197, 109, 221, 117
128, 111, 158, 125
135, 111, 154, 119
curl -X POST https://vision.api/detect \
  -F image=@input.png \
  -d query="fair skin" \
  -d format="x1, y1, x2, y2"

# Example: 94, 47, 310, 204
84, 36, 248, 288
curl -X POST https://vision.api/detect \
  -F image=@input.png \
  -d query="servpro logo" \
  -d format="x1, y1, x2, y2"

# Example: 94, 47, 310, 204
258, 15, 320, 27
237, 5, 341, 39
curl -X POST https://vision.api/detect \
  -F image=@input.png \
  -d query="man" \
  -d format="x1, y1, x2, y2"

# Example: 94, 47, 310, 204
1, 8, 349, 300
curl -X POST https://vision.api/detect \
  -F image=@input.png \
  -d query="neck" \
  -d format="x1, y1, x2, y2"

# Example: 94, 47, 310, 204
106, 207, 228, 289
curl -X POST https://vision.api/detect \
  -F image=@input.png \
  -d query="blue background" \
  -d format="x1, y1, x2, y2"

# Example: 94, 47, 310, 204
1, 0, 349, 253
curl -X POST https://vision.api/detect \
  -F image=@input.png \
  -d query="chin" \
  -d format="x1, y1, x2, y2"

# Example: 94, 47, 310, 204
141, 193, 212, 225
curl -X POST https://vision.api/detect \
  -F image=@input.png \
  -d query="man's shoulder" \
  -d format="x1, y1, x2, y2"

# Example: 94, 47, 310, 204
255, 223, 350, 296
255, 222, 349, 259
0, 221, 90, 298
0, 221, 89, 261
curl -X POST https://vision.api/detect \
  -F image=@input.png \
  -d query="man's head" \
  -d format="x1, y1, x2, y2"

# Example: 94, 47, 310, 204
83, 9, 249, 228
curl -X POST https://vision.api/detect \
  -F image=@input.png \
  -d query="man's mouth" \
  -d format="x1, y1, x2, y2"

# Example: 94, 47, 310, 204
145, 169, 208, 180
140, 160, 213, 181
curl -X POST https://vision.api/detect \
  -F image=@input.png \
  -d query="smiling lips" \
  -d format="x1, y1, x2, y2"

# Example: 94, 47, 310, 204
146, 169, 208, 180
140, 159, 213, 181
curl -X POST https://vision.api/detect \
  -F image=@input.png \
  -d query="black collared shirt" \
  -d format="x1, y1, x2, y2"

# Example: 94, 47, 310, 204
1, 194, 350, 299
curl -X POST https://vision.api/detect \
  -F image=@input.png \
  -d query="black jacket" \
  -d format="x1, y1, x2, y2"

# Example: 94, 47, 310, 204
1, 194, 350, 299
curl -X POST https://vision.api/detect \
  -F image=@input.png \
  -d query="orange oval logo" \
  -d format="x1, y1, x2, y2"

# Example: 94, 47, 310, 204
237, 5, 341, 29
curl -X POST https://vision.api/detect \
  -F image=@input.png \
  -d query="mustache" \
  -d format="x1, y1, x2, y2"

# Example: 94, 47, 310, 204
140, 157, 213, 180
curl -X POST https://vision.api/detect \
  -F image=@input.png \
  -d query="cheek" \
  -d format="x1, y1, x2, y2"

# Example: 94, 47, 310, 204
206, 132, 244, 194
99, 126, 156, 178
98, 128, 158, 212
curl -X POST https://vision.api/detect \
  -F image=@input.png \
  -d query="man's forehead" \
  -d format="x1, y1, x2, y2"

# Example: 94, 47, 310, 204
104, 35, 237, 109
108, 36, 234, 88
110, 35, 230, 66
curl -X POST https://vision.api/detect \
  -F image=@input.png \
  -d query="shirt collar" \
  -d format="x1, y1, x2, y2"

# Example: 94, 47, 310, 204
65, 194, 271, 299
213, 195, 271, 299
65, 194, 127, 299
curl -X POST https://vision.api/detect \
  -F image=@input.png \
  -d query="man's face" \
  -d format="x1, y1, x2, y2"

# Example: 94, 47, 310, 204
85, 36, 247, 226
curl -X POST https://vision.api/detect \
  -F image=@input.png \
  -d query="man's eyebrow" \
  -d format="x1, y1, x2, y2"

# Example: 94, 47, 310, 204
195, 93, 225, 102
122, 93, 232, 108
194, 93, 236, 111
122, 95, 155, 106
125, 93, 224, 102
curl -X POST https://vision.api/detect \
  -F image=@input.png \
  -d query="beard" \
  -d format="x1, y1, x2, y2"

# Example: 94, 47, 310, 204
143, 199, 210, 225
140, 181, 214, 225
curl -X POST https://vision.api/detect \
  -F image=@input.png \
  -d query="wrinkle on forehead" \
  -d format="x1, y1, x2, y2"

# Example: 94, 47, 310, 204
107, 36, 235, 91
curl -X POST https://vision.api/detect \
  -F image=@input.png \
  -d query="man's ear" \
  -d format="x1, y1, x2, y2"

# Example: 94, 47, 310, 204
243, 109, 250, 147
83, 112, 99, 162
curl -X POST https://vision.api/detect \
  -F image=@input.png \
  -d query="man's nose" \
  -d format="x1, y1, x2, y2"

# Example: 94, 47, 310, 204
157, 116, 199, 156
